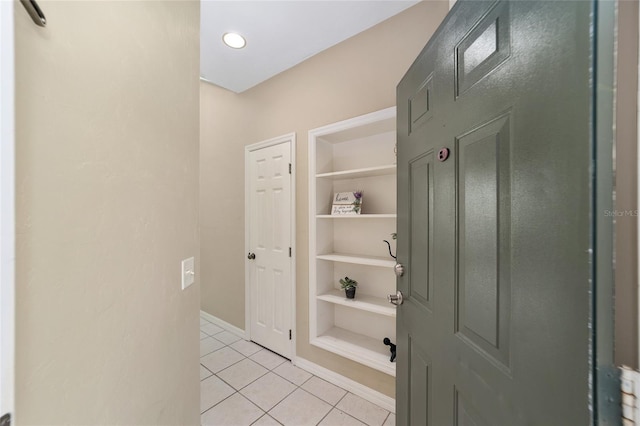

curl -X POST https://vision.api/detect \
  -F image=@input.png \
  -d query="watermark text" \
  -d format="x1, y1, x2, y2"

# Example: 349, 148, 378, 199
603, 210, 638, 217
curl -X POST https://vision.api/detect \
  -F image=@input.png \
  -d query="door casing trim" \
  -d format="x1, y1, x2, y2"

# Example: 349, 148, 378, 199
637, 0, 640, 370
0, 0, 15, 418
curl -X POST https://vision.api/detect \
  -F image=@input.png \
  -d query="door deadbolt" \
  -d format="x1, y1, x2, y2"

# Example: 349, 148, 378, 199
438, 147, 450, 162
394, 263, 405, 277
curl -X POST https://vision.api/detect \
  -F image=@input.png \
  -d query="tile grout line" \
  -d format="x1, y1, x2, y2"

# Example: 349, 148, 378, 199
200, 363, 214, 376
201, 350, 246, 375
201, 338, 295, 419
219, 345, 315, 423
316, 405, 367, 426
249, 356, 305, 419
200, 388, 264, 419
328, 392, 361, 425
216, 368, 268, 392
213, 345, 330, 422
200, 324, 391, 426
200, 334, 269, 418
251, 413, 283, 426
323, 386, 383, 426
262, 381, 300, 420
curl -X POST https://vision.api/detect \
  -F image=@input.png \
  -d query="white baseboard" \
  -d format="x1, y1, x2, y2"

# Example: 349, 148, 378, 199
294, 357, 396, 413
200, 310, 246, 339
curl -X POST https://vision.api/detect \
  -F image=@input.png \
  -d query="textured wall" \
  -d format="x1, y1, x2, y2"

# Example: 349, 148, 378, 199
200, 1, 449, 398
15, 1, 200, 423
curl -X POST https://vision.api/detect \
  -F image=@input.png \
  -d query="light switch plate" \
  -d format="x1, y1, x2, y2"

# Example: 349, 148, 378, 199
181, 257, 195, 290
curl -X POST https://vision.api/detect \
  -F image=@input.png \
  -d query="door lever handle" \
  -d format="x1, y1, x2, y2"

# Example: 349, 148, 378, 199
388, 290, 404, 306
247, 252, 256, 260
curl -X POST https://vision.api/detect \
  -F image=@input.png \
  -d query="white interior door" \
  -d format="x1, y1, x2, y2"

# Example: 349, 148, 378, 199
246, 135, 294, 359
0, 0, 15, 421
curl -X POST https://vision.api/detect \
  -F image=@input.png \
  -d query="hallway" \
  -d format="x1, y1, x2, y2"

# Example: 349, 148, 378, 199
199, 315, 395, 426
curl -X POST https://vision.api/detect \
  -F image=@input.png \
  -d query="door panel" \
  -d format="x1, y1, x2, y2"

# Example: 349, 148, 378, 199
255, 265, 268, 326
456, 113, 511, 367
408, 337, 431, 426
409, 75, 434, 132
248, 141, 292, 358
273, 268, 285, 333
409, 153, 434, 310
454, 388, 487, 426
397, 1, 596, 424
455, 2, 510, 97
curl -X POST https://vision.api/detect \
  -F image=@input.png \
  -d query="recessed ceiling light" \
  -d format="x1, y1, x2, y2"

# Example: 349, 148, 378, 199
222, 32, 246, 49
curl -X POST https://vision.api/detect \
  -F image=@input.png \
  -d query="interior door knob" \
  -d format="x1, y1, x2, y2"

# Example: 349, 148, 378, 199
388, 290, 404, 306
247, 252, 256, 260
394, 263, 405, 277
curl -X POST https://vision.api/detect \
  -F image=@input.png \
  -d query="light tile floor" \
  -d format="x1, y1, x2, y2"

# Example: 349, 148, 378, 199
200, 316, 395, 426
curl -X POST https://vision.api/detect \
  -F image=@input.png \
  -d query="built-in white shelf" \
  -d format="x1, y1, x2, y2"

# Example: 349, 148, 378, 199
312, 327, 396, 377
316, 165, 396, 180
316, 214, 396, 219
309, 106, 397, 377
317, 289, 396, 317
316, 253, 396, 268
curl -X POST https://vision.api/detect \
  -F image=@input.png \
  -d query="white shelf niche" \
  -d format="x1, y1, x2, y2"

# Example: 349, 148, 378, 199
312, 326, 396, 377
316, 253, 395, 268
309, 106, 397, 377
315, 126, 396, 175
316, 165, 396, 180
317, 289, 396, 317
316, 214, 397, 219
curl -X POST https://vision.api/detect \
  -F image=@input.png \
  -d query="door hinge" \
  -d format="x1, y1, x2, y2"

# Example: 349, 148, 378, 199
289, 247, 292, 257
289, 163, 292, 174
289, 329, 292, 340
0, 413, 11, 426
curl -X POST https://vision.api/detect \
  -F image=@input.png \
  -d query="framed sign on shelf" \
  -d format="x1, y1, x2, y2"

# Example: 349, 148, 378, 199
331, 191, 362, 215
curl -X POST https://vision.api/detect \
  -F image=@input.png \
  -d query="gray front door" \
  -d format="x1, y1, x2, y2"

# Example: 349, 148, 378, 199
396, 1, 610, 424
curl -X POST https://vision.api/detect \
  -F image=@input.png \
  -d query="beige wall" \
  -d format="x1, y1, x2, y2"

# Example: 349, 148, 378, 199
15, 1, 200, 424
200, 1, 448, 398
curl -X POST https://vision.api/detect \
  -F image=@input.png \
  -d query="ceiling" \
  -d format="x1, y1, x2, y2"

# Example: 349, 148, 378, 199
200, 1, 419, 93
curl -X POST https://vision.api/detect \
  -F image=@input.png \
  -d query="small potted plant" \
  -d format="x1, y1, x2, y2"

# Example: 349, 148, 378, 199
340, 276, 358, 299
351, 191, 363, 214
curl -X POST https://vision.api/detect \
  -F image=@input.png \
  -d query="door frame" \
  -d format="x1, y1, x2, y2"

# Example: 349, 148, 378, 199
637, 0, 640, 370
0, 0, 15, 418
594, 0, 619, 422
244, 133, 296, 359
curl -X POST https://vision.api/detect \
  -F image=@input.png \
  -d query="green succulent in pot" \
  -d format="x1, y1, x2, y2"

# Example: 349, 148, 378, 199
340, 277, 358, 299
340, 276, 358, 289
